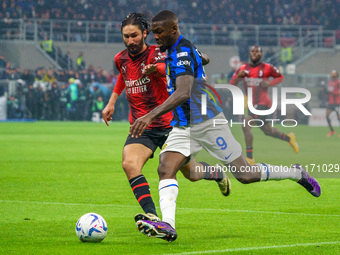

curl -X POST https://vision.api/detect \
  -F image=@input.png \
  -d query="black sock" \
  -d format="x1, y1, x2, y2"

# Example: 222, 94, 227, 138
326, 117, 334, 131
246, 147, 253, 158
129, 175, 157, 216
282, 134, 290, 142
200, 162, 224, 182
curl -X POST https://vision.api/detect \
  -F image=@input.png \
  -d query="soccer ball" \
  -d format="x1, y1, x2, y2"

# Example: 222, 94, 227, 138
75, 213, 108, 242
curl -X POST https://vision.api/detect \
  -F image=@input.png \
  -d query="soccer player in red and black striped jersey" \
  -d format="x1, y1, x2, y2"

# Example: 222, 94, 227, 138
230, 46, 299, 164
325, 70, 340, 137
102, 13, 230, 228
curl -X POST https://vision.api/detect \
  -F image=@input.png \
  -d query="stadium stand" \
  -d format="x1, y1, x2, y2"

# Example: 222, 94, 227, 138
0, 0, 339, 121
0, 0, 339, 29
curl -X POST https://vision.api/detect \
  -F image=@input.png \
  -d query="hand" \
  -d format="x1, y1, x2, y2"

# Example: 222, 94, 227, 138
260, 80, 270, 88
142, 64, 157, 75
237, 70, 248, 78
102, 103, 115, 126
129, 114, 153, 138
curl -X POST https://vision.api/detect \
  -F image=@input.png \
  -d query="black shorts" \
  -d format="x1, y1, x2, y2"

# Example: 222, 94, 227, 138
247, 105, 272, 122
124, 127, 172, 158
327, 104, 339, 111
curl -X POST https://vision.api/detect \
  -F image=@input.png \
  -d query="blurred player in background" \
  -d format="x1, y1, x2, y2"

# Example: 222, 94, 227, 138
131, 10, 321, 243
325, 70, 340, 137
102, 13, 230, 228
230, 46, 299, 164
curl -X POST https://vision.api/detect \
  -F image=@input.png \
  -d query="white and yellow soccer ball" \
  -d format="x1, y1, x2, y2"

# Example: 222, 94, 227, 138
75, 213, 107, 242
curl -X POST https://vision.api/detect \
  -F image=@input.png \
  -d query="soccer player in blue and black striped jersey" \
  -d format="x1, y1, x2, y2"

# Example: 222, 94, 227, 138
131, 10, 321, 242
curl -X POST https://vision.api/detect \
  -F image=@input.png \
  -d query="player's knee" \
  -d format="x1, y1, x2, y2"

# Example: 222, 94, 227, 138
243, 128, 252, 137
158, 162, 176, 180
242, 125, 250, 133
122, 160, 142, 180
157, 167, 169, 179
122, 159, 137, 173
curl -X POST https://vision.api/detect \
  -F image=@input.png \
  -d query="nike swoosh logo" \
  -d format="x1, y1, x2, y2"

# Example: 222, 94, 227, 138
157, 225, 166, 229
225, 152, 232, 160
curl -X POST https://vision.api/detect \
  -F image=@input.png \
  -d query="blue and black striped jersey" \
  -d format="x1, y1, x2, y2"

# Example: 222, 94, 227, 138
165, 35, 222, 126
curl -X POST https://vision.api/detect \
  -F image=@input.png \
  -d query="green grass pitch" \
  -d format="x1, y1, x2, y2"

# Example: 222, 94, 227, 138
1, 121, 339, 254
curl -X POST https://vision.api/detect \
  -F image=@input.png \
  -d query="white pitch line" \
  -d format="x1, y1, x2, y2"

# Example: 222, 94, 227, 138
0, 200, 339, 217
157, 241, 340, 255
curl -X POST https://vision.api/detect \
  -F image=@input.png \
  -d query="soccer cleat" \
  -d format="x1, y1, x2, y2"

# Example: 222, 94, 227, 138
215, 163, 231, 196
288, 132, 299, 154
326, 131, 335, 137
136, 220, 177, 242
246, 157, 256, 165
294, 164, 321, 197
134, 213, 160, 223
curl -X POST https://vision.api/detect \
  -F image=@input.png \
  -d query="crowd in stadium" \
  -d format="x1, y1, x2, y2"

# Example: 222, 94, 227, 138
0, 0, 339, 29
1, 54, 131, 121
1, 0, 339, 120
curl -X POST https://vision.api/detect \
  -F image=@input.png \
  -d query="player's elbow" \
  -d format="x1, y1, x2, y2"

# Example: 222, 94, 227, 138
177, 90, 190, 103
182, 92, 191, 101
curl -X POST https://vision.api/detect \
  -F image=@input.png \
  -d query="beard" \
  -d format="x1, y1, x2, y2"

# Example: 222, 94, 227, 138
125, 37, 145, 55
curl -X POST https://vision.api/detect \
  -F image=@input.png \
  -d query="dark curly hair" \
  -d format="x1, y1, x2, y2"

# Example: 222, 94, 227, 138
121, 13, 151, 35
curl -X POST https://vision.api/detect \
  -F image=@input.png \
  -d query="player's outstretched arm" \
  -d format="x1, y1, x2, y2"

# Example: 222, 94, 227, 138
102, 92, 119, 126
130, 75, 194, 138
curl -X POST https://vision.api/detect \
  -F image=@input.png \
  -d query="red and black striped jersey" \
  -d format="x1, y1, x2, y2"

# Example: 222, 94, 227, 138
230, 62, 284, 107
113, 45, 172, 129
328, 79, 340, 105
